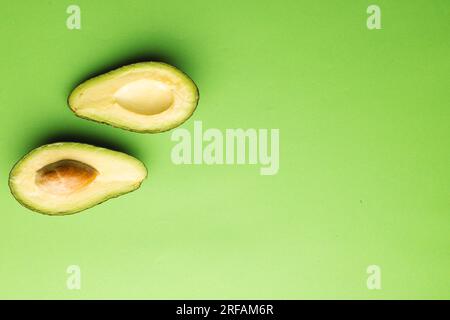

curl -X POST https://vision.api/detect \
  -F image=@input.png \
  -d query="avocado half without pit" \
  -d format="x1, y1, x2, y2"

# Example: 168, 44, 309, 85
9, 143, 147, 215
68, 62, 199, 133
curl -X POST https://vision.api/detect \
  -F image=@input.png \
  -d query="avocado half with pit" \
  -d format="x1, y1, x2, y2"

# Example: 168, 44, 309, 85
68, 62, 199, 133
9, 143, 147, 215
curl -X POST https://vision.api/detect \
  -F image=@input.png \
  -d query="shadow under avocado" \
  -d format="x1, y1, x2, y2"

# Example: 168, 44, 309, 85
24, 129, 143, 160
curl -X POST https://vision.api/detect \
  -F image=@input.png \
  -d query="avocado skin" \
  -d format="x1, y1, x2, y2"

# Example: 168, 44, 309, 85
9, 179, 144, 216
8, 142, 148, 216
68, 62, 200, 134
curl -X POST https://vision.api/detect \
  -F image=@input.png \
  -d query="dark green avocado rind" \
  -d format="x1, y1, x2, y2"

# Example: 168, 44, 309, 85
67, 61, 200, 134
8, 142, 148, 216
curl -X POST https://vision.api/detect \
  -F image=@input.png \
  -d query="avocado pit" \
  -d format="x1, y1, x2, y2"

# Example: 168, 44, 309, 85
35, 159, 98, 195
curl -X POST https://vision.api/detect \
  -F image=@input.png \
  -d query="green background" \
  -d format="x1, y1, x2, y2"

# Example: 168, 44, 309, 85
0, 0, 449, 299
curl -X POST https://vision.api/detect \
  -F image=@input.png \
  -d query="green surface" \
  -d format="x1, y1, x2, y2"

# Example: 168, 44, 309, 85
0, 0, 449, 299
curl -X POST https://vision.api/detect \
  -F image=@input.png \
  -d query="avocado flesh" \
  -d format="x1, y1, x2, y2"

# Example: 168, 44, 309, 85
68, 62, 199, 133
9, 143, 147, 215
